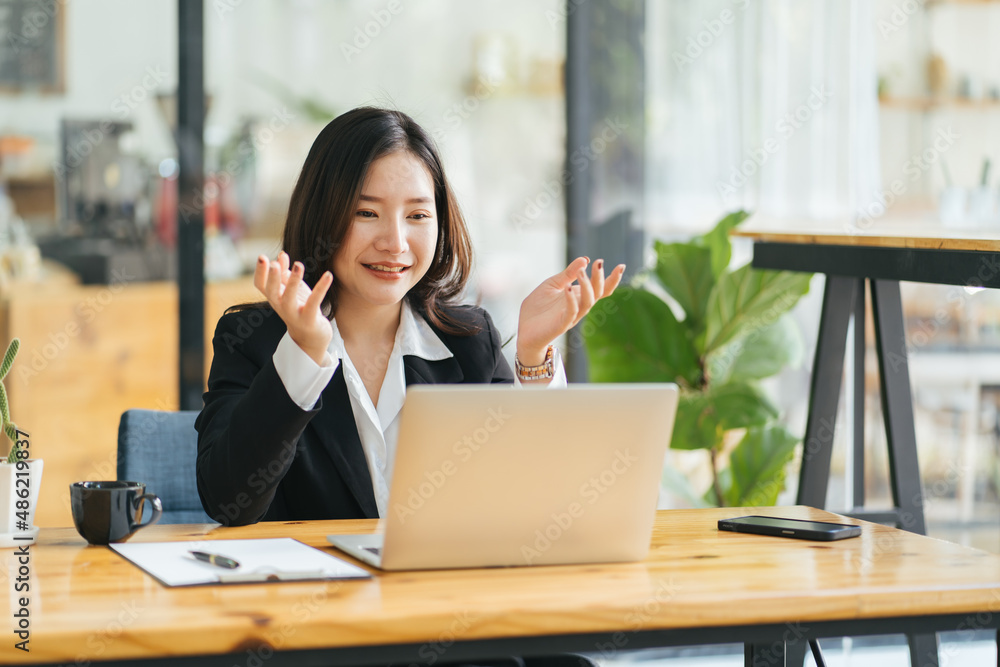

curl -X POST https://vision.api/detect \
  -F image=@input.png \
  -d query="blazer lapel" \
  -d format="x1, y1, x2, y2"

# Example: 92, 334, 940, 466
404, 355, 464, 386
310, 367, 379, 518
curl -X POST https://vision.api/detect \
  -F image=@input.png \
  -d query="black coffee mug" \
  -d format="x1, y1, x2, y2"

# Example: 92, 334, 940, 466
70, 481, 163, 545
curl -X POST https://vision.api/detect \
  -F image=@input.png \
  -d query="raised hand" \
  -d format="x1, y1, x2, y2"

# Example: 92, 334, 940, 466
516, 257, 625, 366
253, 251, 334, 365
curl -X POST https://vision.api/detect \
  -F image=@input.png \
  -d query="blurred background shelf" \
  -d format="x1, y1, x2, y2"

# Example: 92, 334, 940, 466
879, 96, 1000, 110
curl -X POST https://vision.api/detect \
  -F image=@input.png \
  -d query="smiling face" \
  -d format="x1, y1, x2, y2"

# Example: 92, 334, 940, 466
331, 150, 439, 319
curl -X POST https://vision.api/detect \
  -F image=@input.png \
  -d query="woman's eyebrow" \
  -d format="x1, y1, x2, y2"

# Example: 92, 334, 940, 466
358, 194, 433, 204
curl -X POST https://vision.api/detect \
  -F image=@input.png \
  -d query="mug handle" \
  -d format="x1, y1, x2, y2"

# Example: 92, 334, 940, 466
134, 493, 163, 530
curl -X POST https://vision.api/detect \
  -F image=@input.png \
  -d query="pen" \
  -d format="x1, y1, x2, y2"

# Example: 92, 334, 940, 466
189, 550, 240, 569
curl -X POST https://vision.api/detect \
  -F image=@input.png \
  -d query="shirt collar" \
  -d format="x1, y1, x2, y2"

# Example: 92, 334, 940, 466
327, 300, 454, 443
328, 300, 453, 363
395, 300, 454, 361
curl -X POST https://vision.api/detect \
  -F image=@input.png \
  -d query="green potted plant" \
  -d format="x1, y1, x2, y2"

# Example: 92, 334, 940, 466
583, 211, 813, 507
0, 338, 41, 546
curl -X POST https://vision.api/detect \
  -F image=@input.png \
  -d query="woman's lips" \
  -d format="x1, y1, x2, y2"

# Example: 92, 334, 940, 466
363, 263, 410, 279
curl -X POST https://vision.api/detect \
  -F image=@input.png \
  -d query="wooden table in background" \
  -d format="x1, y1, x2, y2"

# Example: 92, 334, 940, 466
4, 506, 1000, 666
733, 223, 1000, 532
733, 223, 1000, 665
2, 273, 259, 528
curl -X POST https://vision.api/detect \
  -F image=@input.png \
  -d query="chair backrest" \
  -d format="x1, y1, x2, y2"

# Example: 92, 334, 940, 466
117, 409, 216, 525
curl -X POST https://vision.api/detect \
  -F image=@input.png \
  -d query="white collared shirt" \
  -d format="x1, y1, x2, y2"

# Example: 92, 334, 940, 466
272, 301, 566, 516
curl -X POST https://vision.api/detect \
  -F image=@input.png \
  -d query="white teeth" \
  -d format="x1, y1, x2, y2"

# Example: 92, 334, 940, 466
366, 264, 407, 273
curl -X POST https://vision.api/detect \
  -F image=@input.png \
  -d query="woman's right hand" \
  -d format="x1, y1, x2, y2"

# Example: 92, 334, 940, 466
253, 252, 334, 365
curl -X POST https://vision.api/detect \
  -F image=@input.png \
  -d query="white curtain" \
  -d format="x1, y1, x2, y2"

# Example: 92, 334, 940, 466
645, 0, 881, 234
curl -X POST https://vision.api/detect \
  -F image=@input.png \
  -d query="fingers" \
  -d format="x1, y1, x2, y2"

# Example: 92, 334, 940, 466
282, 261, 305, 311
578, 265, 596, 307
563, 284, 580, 328
553, 257, 622, 297
253, 255, 268, 294
590, 259, 605, 301
573, 266, 596, 326
262, 257, 284, 304
571, 259, 623, 325
603, 264, 626, 297
255, 251, 331, 314
550, 256, 590, 290
304, 270, 334, 316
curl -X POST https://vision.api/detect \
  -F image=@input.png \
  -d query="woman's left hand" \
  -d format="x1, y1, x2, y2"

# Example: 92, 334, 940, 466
516, 257, 625, 366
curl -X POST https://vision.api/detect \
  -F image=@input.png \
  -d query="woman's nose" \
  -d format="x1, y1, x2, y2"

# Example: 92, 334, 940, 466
375, 217, 408, 254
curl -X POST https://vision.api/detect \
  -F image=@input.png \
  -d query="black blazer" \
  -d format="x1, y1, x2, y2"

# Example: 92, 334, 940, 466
195, 303, 514, 526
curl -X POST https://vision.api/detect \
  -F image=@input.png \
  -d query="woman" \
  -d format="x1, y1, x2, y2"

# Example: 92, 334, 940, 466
196, 107, 624, 527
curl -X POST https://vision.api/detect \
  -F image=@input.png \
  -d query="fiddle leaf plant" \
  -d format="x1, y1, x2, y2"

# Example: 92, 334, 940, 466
583, 211, 813, 506
0, 338, 21, 463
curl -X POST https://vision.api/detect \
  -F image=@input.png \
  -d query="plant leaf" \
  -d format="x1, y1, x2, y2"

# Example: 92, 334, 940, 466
713, 382, 778, 431
671, 382, 777, 451
703, 266, 812, 355
583, 287, 701, 387
0, 338, 19, 381
729, 315, 804, 382
654, 241, 714, 332
693, 210, 749, 278
722, 425, 800, 507
706, 314, 805, 384
672, 391, 722, 451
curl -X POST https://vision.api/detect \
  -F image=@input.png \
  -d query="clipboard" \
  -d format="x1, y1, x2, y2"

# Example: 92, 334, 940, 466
110, 538, 371, 587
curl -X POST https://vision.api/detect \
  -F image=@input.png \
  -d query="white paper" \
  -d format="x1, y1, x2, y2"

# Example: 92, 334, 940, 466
110, 538, 371, 587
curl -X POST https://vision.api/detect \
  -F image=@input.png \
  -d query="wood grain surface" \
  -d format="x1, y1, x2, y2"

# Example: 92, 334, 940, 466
732, 222, 1000, 251
3, 506, 1000, 664
2, 277, 260, 527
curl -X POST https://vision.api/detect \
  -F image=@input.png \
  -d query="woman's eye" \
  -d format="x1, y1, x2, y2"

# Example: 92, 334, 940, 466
410, 213, 429, 220
356, 210, 376, 218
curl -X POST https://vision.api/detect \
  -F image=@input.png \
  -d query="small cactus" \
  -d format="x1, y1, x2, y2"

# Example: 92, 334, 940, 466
0, 339, 21, 463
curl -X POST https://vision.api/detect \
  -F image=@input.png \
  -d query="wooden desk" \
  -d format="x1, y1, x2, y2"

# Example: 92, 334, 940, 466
5, 506, 1000, 666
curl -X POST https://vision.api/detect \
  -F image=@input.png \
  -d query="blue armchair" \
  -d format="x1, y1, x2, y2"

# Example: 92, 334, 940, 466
116, 409, 216, 525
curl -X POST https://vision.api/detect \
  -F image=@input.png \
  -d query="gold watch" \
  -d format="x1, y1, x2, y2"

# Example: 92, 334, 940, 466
515, 345, 555, 381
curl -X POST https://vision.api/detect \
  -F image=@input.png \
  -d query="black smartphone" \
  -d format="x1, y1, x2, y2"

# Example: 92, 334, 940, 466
718, 515, 862, 541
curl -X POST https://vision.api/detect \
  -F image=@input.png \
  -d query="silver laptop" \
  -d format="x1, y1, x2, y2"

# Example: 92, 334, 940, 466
327, 383, 678, 570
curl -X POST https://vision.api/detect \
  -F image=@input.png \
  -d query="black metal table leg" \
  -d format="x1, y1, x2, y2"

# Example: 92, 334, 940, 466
872, 279, 937, 667
871, 279, 927, 535
745, 641, 785, 666
853, 277, 866, 509
797, 276, 858, 507
784, 640, 807, 667
908, 632, 941, 667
